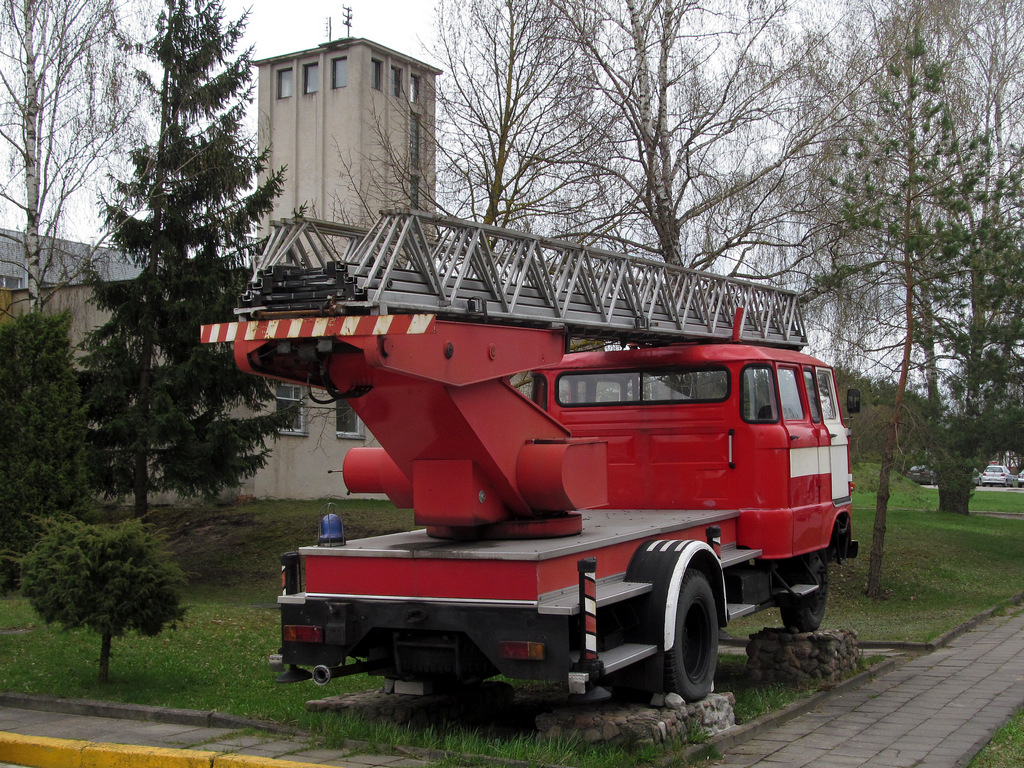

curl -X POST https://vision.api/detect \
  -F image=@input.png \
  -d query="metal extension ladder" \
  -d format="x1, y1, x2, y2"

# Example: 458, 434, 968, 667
237, 210, 807, 349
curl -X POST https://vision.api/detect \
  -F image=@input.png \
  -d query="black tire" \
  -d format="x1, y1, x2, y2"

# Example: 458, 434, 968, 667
779, 552, 828, 632
664, 569, 718, 702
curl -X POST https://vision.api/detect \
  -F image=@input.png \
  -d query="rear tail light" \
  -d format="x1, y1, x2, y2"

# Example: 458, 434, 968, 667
498, 641, 546, 660
283, 625, 324, 643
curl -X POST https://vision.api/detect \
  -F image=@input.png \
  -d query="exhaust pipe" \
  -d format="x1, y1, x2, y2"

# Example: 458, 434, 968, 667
312, 665, 333, 686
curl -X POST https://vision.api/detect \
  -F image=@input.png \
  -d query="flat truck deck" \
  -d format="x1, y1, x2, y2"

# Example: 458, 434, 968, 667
295, 509, 758, 607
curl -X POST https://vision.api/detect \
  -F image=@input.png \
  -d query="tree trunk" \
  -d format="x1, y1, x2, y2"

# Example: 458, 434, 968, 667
99, 632, 111, 683
22, 1, 42, 311
867, 425, 895, 598
131, 44, 175, 519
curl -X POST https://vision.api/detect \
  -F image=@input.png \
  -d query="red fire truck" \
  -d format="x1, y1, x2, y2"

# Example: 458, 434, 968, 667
202, 211, 858, 703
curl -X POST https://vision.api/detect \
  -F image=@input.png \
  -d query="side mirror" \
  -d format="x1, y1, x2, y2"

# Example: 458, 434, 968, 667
847, 388, 862, 414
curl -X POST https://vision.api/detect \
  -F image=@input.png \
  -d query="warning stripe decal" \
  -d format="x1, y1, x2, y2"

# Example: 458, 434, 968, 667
200, 314, 436, 343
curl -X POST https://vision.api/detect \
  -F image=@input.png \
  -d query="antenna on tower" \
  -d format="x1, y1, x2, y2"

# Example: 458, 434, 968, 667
325, 17, 332, 40
343, 6, 353, 37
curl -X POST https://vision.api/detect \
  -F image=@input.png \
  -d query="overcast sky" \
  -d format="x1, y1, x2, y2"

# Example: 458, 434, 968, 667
223, 0, 439, 68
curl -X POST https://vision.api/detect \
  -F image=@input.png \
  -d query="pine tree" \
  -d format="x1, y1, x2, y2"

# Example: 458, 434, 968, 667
81, 0, 286, 517
831, 27, 957, 597
0, 312, 90, 591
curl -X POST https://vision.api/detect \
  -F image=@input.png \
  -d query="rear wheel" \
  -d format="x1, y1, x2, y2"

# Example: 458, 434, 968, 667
664, 569, 717, 701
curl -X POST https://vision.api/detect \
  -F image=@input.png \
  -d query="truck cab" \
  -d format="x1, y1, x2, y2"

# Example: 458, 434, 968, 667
533, 343, 853, 559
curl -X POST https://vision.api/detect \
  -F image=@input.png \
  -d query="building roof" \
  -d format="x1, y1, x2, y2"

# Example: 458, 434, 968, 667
254, 37, 442, 75
0, 229, 141, 287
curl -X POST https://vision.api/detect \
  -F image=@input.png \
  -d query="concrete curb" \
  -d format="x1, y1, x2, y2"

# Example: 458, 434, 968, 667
0, 693, 300, 736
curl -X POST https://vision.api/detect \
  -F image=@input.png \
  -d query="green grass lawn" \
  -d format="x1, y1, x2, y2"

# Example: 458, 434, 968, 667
3, 476, 1024, 767
971, 708, 1024, 768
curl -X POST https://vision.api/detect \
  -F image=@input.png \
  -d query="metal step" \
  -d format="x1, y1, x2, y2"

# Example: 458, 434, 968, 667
239, 211, 808, 349
538, 576, 652, 616
728, 602, 758, 620
775, 583, 819, 597
720, 543, 762, 569
570, 643, 658, 674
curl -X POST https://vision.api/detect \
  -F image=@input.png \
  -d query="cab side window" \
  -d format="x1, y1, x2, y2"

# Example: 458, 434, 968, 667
816, 368, 838, 420
777, 367, 805, 421
802, 368, 822, 423
741, 365, 778, 422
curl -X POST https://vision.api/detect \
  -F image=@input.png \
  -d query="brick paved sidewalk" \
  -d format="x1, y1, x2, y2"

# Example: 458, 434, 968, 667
712, 606, 1024, 767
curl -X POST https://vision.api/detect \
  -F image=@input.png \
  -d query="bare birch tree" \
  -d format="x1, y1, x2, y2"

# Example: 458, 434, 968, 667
0, 0, 142, 309
431, 0, 601, 231
550, 0, 859, 270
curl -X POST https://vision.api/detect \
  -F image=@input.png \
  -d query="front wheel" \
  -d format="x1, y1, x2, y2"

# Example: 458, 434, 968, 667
664, 569, 718, 702
779, 551, 828, 632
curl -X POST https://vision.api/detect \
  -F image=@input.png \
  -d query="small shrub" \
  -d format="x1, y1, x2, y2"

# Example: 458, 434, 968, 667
20, 518, 185, 682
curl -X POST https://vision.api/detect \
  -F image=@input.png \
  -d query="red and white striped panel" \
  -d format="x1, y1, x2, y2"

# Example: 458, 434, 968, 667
200, 314, 436, 343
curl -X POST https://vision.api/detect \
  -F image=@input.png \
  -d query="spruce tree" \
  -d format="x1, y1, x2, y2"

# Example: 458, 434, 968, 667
82, 0, 286, 517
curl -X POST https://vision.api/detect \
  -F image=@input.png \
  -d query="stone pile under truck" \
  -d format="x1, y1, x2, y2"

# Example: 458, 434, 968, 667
201, 210, 859, 703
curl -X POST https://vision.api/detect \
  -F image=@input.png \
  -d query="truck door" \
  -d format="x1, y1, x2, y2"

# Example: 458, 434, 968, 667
815, 367, 851, 502
801, 366, 834, 506
777, 365, 820, 509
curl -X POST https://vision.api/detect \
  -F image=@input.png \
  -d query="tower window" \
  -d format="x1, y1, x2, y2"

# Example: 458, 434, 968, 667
303, 62, 319, 94
277, 68, 293, 98
332, 57, 348, 88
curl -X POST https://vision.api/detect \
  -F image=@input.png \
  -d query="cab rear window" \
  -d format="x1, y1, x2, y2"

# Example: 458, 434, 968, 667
556, 368, 729, 406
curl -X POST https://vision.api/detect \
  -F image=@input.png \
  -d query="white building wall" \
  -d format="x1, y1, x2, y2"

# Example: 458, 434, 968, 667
248, 38, 439, 500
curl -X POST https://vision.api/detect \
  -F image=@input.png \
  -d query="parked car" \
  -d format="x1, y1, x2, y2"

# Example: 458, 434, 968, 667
906, 465, 937, 485
980, 464, 1016, 487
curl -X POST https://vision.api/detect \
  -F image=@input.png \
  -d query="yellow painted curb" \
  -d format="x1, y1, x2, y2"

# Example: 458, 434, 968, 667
0, 732, 87, 768
0, 731, 351, 768
80, 743, 217, 768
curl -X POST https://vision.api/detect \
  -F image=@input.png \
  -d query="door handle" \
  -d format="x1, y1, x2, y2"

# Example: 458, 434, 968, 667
790, 435, 800, 441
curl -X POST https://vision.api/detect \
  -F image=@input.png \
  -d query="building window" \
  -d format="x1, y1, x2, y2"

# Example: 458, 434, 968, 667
336, 401, 363, 438
332, 57, 348, 88
276, 384, 306, 434
410, 74, 420, 103
391, 65, 403, 97
303, 62, 319, 94
410, 176, 421, 209
277, 68, 293, 98
371, 58, 382, 90
0, 274, 24, 289
409, 115, 421, 168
